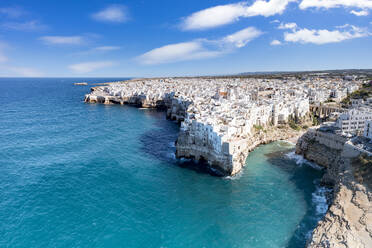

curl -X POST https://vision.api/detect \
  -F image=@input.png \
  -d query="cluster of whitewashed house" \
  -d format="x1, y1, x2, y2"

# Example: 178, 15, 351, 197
296, 77, 372, 141
88, 76, 365, 159
306, 79, 359, 104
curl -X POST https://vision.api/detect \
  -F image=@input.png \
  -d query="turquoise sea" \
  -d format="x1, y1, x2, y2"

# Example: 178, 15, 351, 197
0, 78, 326, 248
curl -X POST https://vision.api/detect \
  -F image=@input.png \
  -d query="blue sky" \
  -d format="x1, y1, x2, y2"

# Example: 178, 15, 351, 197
0, 0, 371, 77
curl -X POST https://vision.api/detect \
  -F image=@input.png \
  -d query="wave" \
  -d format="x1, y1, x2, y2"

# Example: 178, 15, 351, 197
166, 152, 176, 160
312, 184, 332, 216
303, 182, 333, 241
285, 151, 323, 170
224, 171, 244, 180
286, 150, 331, 241
281, 140, 296, 146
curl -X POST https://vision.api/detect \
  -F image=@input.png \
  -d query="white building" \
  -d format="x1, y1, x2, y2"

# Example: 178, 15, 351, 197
351, 99, 364, 108
364, 120, 372, 139
336, 109, 372, 135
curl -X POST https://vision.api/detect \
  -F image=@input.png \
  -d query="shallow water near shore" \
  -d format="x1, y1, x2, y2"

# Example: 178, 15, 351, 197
0, 78, 325, 247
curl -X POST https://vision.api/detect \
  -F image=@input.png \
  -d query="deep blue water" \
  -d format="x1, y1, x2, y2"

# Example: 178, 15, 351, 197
0, 78, 325, 248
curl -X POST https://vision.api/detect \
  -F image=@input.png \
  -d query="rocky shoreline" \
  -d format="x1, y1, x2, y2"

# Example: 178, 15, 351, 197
84, 78, 311, 176
85, 85, 306, 176
84, 78, 371, 247
176, 121, 306, 176
296, 129, 372, 248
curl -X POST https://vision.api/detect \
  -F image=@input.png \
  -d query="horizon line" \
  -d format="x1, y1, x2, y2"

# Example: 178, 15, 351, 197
0, 68, 371, 79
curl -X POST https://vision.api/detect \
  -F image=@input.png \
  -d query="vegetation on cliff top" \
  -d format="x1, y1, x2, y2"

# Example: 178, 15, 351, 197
341, 82, 372, 106
288, 119, 302, 131
352, 154, 372, 190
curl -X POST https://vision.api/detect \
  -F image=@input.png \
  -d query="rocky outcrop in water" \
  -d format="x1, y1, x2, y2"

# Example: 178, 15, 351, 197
296, 129, 372, 248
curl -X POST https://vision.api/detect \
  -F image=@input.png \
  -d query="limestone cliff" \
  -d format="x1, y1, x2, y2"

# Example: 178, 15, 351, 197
177, 124, 306, 176
296, 129, 345, 186
296, 129, 372, 248
86, 84, 309, 176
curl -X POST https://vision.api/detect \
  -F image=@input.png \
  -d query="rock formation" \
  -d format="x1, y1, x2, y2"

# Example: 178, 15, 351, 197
296, 129, 372, 248
83, 77, 369, 245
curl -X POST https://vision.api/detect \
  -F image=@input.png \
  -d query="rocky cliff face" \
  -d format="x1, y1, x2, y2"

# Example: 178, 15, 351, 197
308, 172, 372, 248
176, 124, 306, 176
86, 85, 310, 176
296, 130, 343, 186
296, 131, 340, 168
296, 130, 372, 248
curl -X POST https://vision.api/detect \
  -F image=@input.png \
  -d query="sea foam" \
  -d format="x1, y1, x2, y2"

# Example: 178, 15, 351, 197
286, 150, 331, 241
312, 184, 332, 216
286, 151, 323, 170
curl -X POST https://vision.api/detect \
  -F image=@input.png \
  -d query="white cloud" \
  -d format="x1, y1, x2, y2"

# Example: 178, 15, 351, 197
94, 46, 121, 51
299, 0, 372, 10
40, 36, 84, 45
270, 19, 280, 23
0, 7, 47, 32
182, 3, 246, 30
245, 0, 296, 16
5, 66, 44, 77
270, 39, 282, 45
0, 7, 25, 18
69, 61, 115, 73
0, 41, 42, 77
70, 46, 121, 57
223, 27, 263, 47
92, 5, 128, 23
284, 24, 370, 44
278, 22, 297, 30
350, 10, 369, 16
137, 42, 219, 65
2, 20, 47, 31
182, 0, 296, 30
137, 27, 262, 64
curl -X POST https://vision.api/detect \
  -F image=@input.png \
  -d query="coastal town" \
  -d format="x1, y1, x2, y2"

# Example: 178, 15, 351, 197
85, 73, 372, 248
3, 0, 372, 247
84, 73, 371, 175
